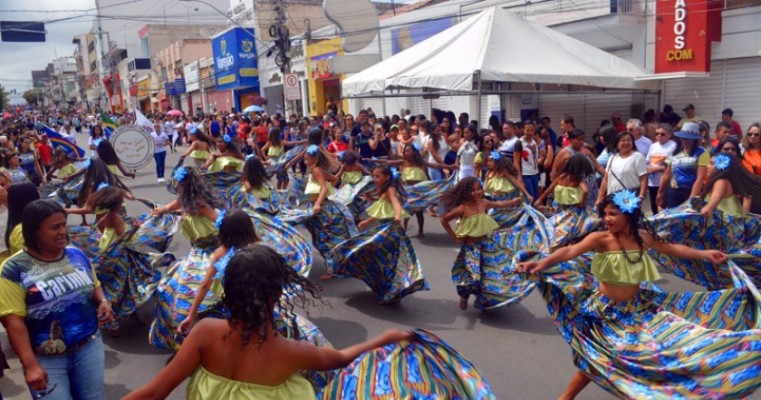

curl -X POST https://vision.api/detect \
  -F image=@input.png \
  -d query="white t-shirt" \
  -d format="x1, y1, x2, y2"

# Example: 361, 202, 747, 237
605, 152, 647, 193
635, 136, 652, 157
516, 137, 540, 176
645, 140, 677, 187
422, 135, 449, 163
152, 129, 169, 154
498, 136, 519, 159
457, 140, 478, 167
88, 136, 103, 157
164, 121, 177, 139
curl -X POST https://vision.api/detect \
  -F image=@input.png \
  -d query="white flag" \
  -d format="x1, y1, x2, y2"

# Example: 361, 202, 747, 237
134, 108, 154, 133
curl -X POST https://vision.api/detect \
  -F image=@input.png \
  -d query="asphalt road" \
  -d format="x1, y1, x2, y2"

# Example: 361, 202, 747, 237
0, 142, 744, 399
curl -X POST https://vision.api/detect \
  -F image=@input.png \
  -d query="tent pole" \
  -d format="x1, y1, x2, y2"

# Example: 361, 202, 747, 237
476, 70, 482, 124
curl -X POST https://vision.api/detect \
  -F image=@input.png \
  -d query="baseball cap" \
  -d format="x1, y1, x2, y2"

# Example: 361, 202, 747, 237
682, 104, 695, 112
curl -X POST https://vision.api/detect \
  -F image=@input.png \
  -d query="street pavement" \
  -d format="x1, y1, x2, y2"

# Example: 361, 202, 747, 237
0, 139, 740, 399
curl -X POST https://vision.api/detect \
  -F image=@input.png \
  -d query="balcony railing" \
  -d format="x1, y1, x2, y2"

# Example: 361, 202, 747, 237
610, 0, 646, 15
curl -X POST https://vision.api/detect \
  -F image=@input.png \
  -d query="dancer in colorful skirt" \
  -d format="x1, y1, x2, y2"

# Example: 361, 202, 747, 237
483, 150, 531, 228
226, 155, 281, 214
180, 127, 214, 169
535, 154, 601, 251
327, 165, 429, 304
125, 245, 493, 399
441, 177, 527, 311
517, 191, 761, 399
333, 150, 372, 218
261, 126, 305, 190
203, 134, 245, 173
66, 157, 134, 229
149, 166, 225, 350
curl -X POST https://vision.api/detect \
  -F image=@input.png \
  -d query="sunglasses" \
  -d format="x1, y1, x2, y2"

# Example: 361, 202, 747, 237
749, 133, 761, 137
34, 383, 58, 399
655, 132, 668, 136
722, 147, 738, 152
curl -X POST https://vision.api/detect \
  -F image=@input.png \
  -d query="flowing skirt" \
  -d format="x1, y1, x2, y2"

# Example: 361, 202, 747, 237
404, 174, 457, 214
40, 177, 82, 207
331, 176, 374, 218
149, 238, 219, 351
544, 204, 601, 251
225, 184, 282, 215
519, 251, 761, 399
245, 209, 313, 277
318, 329, 496, 399
280, 199, 358, 260
326, 222, 428, 303
203, 171, 242, 205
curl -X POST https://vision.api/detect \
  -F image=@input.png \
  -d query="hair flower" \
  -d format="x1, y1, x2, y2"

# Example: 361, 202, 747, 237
96, 182, 110, 192
612, 190, 641, 214
245, 153, 257, 161
412, 142, 421, 152
390, 166, 401, 181
223, 134, 233, 144
215, 209, 227, 229
713, 154, 730, 171
490, 150, 502, 161
306, 144, 319, 155
84, 158, 92, 169
173, 166, 188, 183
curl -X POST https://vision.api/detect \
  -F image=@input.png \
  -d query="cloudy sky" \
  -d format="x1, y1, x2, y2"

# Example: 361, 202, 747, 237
0, 0, 416, 104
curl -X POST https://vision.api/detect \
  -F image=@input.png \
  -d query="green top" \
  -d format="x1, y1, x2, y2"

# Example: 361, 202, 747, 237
190, 150, 211, 161
402, 166, 426, 182
186, 366, 316, 400
208, 156, 243, 173
107, 164, 120, 176
267, 146, 284, 157
454, 214, 499, 238
8, 224, 23, 256
554, 185, 583, 206
591, 251, 661, 285
244, 185, 271, 199
98, 226, 123, 252
181, 214, 218, 243
56, 164, 77, 179
705, 194, 744, 217
305, 176, 335, 196
341, 171, 362, 185
484, 176, 515, 195
366, 197, 410, 220
474, 152, 485, 165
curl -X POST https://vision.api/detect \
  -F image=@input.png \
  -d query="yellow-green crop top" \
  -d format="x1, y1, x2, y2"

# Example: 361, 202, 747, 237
705, 194, 744, 217
591, 251, 661, 285
455, 214, 499, 238
208, 156, 243, 173
107, 164, 120, 176
366, 197, 410, 220
305, 177, 336, 196
186, 367, 316, 400
8, 224, 23, 256
267, 145, 284, 157
98, 225, 126, 252
554, 185, 584, 206
341, 171, 362, 185
56, 164, 77, 180
402, 166, 426, 182
485, 176, 515, 195
244, 185, 271, 199
190, 150, 210, 161
181, 214, 218, 242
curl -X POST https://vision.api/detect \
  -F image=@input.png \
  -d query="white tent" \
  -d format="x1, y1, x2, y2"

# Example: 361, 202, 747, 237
342, 6, 658, 98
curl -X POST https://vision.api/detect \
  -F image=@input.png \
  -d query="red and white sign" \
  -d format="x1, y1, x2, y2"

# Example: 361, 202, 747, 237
284, 73, 301, 101
654, 0, 722, 74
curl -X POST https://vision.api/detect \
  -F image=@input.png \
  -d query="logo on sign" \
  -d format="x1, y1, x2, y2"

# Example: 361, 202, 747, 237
110, 125, 155, 170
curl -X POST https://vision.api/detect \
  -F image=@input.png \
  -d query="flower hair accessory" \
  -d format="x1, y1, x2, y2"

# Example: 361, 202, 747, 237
96, 182, 110, 192
490, 151, 502, 161
306, 144, 319, 155
84, 158, 92, 169
223, 134, 233, 144
412, 142, 421, 152
189, 127, 197, 135
173, 166, 189, 183
245, 153, 257, 161
713, 154, 731, 171
215, 209, 227, 229
612, 190, 641, 214
390, 166, 401, 181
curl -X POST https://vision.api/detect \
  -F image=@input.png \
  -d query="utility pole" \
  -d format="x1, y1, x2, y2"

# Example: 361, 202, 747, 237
270, 0, 291, 116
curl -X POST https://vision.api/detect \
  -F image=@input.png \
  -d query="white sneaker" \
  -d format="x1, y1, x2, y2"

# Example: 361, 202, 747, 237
157, 178, 165, 183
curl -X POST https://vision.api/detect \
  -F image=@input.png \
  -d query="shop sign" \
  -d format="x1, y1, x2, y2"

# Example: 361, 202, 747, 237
212, 27, 260, 91
137, 79, 151, 98
654, 0, 722, 73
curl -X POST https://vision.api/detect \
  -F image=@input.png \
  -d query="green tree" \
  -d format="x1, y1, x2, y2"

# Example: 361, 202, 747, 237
22, 88, 42, 106
0, 85, 8, 111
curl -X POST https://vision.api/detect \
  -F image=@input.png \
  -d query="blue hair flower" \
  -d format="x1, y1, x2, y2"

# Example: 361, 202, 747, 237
96, 182, 110, 192
189, 127, 197, 135
213, 247, 236, 280
84, 158, 92, 169
612, 190, 641, 214
390, 166, 401, 181
490, 150, 502, 161
215, 209, 227, 229
173, 166, 188, 183
306, 144, 319, 155
223, 134, 233, 144
245, 153, 257, 161
713, 154, 731, 171
412, 142, 421, 152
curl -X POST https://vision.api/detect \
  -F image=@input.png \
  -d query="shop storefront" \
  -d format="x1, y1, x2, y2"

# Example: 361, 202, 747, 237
212, 27, 260, 113
307, 38, 347, 116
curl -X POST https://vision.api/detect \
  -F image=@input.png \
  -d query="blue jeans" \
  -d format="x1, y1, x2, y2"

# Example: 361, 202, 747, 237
428, 167, 444, 182
523, 173, 540, 200
154, 151, 167, 178
30, 332, 105, 400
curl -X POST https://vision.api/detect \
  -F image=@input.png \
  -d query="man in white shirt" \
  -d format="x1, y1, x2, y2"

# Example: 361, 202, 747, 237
498, 121, 519, 160
163, 116, 177, 153
627, 118, 652, 157
645, 123, 677, 213
59, 124, 77, 146
513, 121, 541, 200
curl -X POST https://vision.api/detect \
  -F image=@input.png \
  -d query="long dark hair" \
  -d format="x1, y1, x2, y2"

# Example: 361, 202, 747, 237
178, 167, 225, 213
6, 183, 40, 249
222, 245, 321, 346
21, 200, 65, 253
219, 210, 259, 248
441, 176, 480, 212
598, 192, 663, 264
194, 129, 216, 150
89, 186, 125, 213
403, 143, 426, 168
599, 125, 619, 154
77, 158, 130, 207
96, 140, 121, 166
711, 136, 741, 157
90, 125, 104, 139
373, 165, 406, 202
242, 156, 269, 189
560, 154, 594, 184
268, 127, 282, 147
701, 154, 761, 200
489, 153, 519, 177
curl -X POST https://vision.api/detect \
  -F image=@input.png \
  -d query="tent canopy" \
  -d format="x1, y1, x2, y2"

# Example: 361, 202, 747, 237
342, 7, 658, 97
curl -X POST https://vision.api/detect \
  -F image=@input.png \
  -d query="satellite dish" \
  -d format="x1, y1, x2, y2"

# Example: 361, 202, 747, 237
323, 0, 379, 53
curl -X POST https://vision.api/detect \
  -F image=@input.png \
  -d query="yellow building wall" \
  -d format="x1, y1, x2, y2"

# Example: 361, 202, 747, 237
306, 38, 348, 116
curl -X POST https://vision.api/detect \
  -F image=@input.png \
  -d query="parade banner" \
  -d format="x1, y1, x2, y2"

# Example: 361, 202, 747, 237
41, 125, 86, 157
110, 125, 155, 170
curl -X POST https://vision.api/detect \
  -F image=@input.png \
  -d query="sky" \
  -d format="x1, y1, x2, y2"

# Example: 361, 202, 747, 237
0, 0, 418, 104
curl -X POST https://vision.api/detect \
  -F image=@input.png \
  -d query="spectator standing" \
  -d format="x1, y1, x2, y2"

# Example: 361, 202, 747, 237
513, 121, 541, 199
627, 119, 652, 157
645, 124, 677, 213
151, 121, 170, 183
677, 104, 702, 129
721, 108, 743, 140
